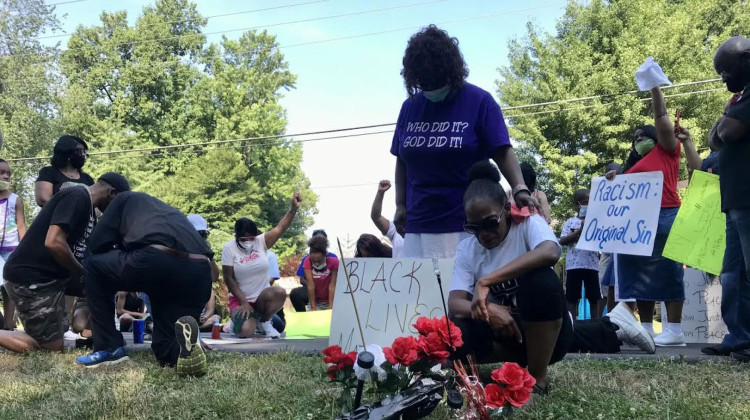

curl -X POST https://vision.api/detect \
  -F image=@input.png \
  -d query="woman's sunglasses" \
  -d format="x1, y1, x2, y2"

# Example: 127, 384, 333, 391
464, 215, 502, 236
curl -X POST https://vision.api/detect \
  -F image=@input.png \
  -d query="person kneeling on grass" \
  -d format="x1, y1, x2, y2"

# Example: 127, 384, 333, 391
448, 162, 655, 396
0, 173, 129, 353
222, 194, 301, 339
75, 192, 213, 377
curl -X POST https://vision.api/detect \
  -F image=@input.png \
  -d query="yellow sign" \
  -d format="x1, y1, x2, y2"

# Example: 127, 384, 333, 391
663, 171, 725, 275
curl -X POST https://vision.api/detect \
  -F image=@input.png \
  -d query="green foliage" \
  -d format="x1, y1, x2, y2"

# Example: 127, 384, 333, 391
2, 0, 316, 258
498, 0, 750, 222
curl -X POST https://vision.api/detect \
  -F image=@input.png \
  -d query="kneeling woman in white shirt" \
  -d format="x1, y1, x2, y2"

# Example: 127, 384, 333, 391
448, 162, 573, 394
222, 194, 301, 338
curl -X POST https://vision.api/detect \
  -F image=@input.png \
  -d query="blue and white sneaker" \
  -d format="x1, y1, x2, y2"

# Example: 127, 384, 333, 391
75, 347, 129, 368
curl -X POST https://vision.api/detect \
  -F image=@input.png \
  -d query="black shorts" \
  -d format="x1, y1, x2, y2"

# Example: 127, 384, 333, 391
565, 269, 602, 303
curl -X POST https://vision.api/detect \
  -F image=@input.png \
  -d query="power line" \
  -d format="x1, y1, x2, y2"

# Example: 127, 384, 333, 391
48, 0, 88, 6
27, 0, 444, 55
5, 127, 395, 162
37, 0, 330, 40
502, 79, 722, 111
281, 3, 564, 49
11, 2, 558, 60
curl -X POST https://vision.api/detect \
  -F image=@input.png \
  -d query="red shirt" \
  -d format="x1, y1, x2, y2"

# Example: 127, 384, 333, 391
626, 142, 681, 208
302, 256, 340, 303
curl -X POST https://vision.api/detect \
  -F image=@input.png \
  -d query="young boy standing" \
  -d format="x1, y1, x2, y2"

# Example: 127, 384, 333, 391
559, 189, 604, 318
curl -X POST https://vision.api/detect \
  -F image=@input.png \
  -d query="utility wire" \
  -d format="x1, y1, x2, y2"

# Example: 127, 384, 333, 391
48, 0, 88, 6
37, 0, 330, 40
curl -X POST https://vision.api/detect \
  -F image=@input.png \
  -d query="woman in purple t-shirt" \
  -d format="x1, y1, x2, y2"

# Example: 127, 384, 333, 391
392, 25, 537, 258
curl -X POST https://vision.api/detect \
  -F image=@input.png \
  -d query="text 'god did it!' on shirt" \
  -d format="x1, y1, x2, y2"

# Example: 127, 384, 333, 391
450, 214, 560, 310
391, 83, 511, 234
222, 234, 270, 304
4, 187, 93, 285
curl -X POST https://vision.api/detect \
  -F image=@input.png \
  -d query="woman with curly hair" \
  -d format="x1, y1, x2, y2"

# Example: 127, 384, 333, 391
392, 25, 537, 259
355, 234, 393, 258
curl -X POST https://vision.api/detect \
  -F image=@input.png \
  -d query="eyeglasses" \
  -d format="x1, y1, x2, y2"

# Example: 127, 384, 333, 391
464, 214, 503, 236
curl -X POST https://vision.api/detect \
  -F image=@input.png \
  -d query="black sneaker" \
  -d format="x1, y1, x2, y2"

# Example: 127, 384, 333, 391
175, 316, 207, 377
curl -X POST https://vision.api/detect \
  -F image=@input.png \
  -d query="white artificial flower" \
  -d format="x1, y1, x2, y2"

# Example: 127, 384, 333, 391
353, 344, 388, 382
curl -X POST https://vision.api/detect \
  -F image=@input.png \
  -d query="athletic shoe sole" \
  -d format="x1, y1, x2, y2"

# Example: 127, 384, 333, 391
81, 355, 130, 369
175, 316, 207, 377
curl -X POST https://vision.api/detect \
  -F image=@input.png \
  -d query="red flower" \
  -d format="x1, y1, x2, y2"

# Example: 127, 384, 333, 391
417, 332, 450, 363
322, 345, 357, 380
384, 336, 420, 367
506, 387, 532, 407
434, 316, 464, 350
413, 317, 436, 336
491, 362, 527, 391
484, 383, 508, 409
522, 370, 536, 390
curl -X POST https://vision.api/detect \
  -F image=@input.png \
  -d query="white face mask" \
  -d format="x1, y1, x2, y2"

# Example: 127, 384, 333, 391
0, 180, 10, 191
579, 204, 588, 218
313, 262, 327, 270
239, 239, 253, 248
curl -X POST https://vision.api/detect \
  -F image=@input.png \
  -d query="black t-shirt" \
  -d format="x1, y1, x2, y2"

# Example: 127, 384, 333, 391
720, 90, 750, 211
4, 187, 94, 284
88, 192, 214, 258
36, 166, 95, 196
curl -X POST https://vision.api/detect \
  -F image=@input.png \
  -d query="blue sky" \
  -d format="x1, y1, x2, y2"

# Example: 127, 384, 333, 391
46, 0, 567, 252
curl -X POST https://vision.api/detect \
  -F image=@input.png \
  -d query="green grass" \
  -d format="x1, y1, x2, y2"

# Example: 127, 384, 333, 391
0, 350, 749, 420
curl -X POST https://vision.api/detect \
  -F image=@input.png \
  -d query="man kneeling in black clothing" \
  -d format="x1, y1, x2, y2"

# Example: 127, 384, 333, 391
449, 162, 655, 395
75, 192, 212, 377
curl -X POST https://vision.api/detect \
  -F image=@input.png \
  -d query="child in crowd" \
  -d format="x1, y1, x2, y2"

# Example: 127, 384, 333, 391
303, 235, 339, 311
370, 180, 405, 257
0, 159, 26, 330
559, 189, 604, 318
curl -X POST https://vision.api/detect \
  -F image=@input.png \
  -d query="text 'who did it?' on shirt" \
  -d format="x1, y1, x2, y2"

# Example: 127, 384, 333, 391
391, 83, 512, 234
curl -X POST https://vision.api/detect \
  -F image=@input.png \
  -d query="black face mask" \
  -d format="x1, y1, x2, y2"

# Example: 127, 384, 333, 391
69, 154, 86, 169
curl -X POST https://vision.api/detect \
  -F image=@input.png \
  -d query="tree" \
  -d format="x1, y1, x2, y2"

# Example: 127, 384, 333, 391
58, 0, 316, 258
497, 0, 750, 223
0, 0, 61, 206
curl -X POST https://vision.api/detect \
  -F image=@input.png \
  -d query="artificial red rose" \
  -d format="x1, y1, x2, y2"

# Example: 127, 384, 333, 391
491, 362, 527, 391
322, 345, 344, 365
434, 316, 464, 350
384, 336, 420, 366
417, 332, 450, 363
342, 351, 357, 368
521, 370, 536, 390
506, 387, 532, 407
484, 383, 508, 409
413, 317, 436, 336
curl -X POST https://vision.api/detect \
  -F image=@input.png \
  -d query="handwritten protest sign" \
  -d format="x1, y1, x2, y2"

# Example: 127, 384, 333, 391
329, 258, 452, 352
662, 171, 725, 275
578, 172, 663, 256
661, 268, 727, 343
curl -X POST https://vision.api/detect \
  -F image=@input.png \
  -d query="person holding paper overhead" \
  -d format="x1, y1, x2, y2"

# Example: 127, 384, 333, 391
705, 37, 750, 360
605, 58, 685, 347
391, 25, 538, 259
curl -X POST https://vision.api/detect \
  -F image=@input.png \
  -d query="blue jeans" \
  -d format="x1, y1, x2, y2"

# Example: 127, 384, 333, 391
721, 209, 750, 348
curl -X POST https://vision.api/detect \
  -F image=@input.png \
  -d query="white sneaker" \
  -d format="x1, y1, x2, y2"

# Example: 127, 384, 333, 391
654, 330, 686, 347
259, 321, 281, 339
606, 302, 656, 354
63, 329, 80, 341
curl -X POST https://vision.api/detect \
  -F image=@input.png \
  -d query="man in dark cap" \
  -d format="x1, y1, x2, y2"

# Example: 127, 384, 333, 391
0, 172, 130, 353
75, 192, 213, 377
705, 36, 750, 361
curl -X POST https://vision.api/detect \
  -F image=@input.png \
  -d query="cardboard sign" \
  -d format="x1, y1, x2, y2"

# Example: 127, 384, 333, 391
329, 258, 453, 352
578, 172, 663, 256
662, 171, 725, 275
661, 268, 727, 344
